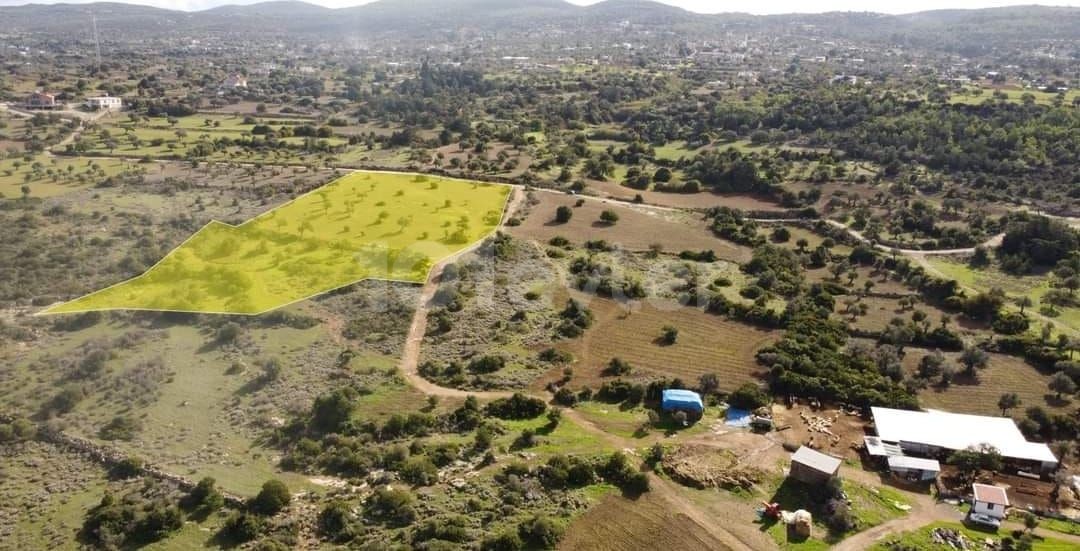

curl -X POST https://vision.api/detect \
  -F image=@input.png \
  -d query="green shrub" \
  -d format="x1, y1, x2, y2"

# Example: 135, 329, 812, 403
249, 479, 290, 516
400, 455, 439, 486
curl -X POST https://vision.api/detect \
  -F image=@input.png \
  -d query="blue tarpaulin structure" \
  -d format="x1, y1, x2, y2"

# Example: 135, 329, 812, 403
661, 389, 704, 413
725, 408, 752, 427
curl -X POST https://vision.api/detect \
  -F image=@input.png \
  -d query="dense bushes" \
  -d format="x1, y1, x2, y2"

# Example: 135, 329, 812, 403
997, 213, 1079, 273
485, 393, 546, 420
557, 298, 594, 337
80, 487, 183, 548
728, 383, 769, 410
367, 487, 417, 526
758, 298, 919, 409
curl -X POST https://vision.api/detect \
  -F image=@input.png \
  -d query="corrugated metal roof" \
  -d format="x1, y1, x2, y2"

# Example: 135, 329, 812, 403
791, 446, 842, 475
887, 455, 941, 472
871, 407, 1058, 464
864, 436, 904, 457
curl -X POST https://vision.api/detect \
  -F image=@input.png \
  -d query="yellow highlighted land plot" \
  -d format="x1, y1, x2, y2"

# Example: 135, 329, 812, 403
45, 171, 511, 315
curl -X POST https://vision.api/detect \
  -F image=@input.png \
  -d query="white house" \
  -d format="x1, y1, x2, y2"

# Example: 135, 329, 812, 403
85, 95, 122, 110
223, 74, 248, 89
972, 483, 1009, 519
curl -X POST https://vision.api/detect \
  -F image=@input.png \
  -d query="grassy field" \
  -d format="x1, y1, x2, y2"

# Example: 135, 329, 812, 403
71, 114, 349, 161
551, 295, 779, 391
0, 315, 336, 496
0, 155, 131, 199
928, 257, 1080, 333
0, 442, 109, 550
573, 401, 717, 440
1037, 517, 1080, 537
0, 442, 228, 550
948, 87, 1080, 106
46, 171, 510, 314
870, 521, 1078, 551
651, 140, 707, 161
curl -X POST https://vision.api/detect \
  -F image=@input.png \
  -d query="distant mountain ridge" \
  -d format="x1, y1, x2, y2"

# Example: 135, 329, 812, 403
0, 0, 1076, 54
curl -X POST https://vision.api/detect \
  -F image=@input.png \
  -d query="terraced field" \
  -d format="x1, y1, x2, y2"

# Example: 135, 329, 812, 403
559, 487, 735, 551
550, 293, 779, 391
902, 348, 1071, 416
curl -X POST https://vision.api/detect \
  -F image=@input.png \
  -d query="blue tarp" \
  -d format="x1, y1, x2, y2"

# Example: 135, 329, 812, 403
661, 389, 704, 413
725, 407, 752, 427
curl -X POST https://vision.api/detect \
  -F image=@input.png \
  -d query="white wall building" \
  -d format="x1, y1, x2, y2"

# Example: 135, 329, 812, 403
972, 483, 1009, 519
871, 407, 1058, 474
85, 95, 122, 110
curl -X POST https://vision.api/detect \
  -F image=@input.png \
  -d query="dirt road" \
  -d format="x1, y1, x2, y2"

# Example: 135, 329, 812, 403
831, 499, 963, 551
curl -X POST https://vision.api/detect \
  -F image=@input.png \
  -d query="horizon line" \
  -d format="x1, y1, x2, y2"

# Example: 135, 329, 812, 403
0, 0, 1077, 17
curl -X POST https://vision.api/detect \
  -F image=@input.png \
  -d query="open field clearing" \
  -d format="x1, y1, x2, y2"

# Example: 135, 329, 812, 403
508, 192, 752, 263
901, 348, 1073, 416
585, 177, 784, 211
927, 257, 1080, 333
546, 293, 778, 391
651, 139, 708, 161
46, 171, 510, 314
948, 87, 1080, 106
2, 317, 328, 495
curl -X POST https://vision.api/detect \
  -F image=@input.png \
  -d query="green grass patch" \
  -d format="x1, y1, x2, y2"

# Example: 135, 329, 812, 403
948, 87, 1079, 106
652, 140, 704, 161
1037, 517, 1080, 536
927, 257, 1080, 333
574, 401, 716, 440
759, 476, 909, 550
870, 521, 1078, 551
0, 155, 130, 199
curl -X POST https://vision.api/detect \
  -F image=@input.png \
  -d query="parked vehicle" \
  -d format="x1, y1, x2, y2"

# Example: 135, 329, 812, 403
966, 512, 1002, 529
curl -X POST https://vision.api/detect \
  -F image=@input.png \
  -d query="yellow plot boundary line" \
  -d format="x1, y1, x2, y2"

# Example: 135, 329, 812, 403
38, 169, 513, 317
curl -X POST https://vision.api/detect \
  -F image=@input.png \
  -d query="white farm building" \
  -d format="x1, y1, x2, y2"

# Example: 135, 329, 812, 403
85, 95, 122, 110
869, 407, 1058, 475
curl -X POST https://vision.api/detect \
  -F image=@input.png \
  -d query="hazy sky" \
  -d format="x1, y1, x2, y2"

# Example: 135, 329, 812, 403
0, 0, 1076, 15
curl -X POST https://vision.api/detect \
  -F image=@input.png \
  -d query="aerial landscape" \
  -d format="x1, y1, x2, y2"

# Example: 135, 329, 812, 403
0, 0, 1079, 549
